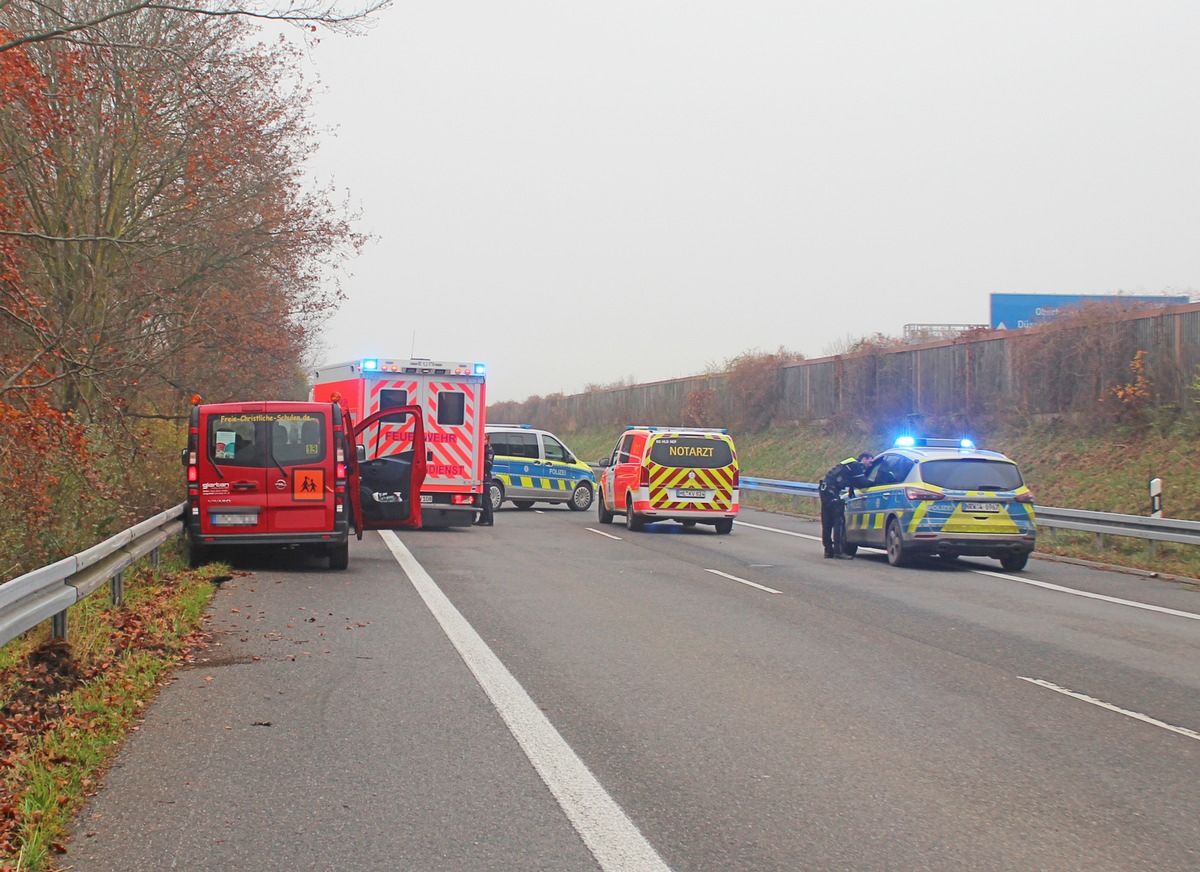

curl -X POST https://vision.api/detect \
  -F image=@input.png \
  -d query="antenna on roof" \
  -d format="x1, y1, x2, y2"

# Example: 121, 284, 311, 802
410, 331, 416, 358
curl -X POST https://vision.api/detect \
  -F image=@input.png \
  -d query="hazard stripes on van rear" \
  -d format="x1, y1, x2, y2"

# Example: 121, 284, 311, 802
647, 464, 736, 512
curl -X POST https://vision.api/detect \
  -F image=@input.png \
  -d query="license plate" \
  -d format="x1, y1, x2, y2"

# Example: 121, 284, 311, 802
675, 488, 707, 499
211, 513, 258, 526
420, 494, 432, 504
963, 502, 1000, 513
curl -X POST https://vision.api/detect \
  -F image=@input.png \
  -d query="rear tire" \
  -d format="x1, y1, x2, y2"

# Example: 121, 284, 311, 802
187, 540, 208, 569
999, 552, 1029, 572
513, 500, 535, 510
597, 491, 614, 524
714, 518, 733, 535
328, 542, 349, 571
886, 518, 909, 567
568, 483, 593, 511
624, 493, 645, 532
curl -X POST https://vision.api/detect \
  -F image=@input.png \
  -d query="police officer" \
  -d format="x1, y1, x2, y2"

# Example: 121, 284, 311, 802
819, 452, 873, 558
475, 435, 495, 526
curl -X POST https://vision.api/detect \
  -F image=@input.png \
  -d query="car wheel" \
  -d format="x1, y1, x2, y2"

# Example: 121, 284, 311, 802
886, 518, 909, 567
569, 483, 593, 511
489, 480, 504, 512
513, 500, 535, 510
714, 518, 733, 535
625, 493, 645, 531
999, 552, 1029, 572
328, 542, 349, 571
187, 540, 208, 569
597, 491, 614, 524
842, 542, 858, 556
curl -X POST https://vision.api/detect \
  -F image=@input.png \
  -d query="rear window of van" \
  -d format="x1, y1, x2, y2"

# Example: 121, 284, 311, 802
208, 412, 326, 467
649, 437, 733, 469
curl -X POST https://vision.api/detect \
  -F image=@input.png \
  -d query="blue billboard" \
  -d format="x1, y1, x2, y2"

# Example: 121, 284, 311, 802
990, 293, 1190, 330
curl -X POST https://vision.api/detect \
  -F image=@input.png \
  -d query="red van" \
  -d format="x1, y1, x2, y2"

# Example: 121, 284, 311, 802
183, 399, 358, 569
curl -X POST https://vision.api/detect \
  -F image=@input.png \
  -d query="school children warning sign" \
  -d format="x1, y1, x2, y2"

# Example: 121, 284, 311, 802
293, 468, 326, 501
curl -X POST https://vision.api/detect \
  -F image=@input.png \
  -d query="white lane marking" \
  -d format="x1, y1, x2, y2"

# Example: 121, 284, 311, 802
738, 519, 1200, 621
380, 531, 672, 872
1020, 677, 1200, 742
734, 519, 819, 540
705, 568, 781, 594
971, 569, 1200, 621
586, 527, 623, 541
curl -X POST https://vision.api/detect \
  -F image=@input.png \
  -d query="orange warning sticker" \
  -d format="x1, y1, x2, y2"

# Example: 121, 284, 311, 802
292, 468, 326, 501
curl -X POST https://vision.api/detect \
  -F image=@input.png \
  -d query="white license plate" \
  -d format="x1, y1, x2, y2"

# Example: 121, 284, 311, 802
675, 488, 707, 499
211, 513, 258, 526
963, 502, 1000, 513
420, 494, 433, 504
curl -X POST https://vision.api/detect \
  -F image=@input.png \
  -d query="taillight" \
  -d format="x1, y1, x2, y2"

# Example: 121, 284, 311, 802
1015, 491, 1034, 503
640, 465, 650, 488
732, 469, 740, 488
905, 486, 945, 501
336, 463, 347, 481
187, 466, 198, 483
452, 494, 474, 505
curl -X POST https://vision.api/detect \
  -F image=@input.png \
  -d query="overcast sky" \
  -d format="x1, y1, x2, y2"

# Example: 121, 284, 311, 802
289, 1, 1199, 402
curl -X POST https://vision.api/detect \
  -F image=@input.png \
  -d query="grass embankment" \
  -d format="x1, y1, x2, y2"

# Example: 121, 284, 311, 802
566, 421, 1200, 582
0, 549, 218, 872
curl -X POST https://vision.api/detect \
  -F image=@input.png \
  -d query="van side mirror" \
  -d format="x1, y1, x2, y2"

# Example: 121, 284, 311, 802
180, 448, 188, 466
598, 457, 610, 468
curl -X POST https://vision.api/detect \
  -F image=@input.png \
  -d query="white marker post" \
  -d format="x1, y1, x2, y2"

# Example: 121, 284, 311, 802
1149, 477, 1163, 559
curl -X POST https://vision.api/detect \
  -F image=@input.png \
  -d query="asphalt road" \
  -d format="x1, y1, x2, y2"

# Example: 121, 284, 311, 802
66, 506, 1200, 871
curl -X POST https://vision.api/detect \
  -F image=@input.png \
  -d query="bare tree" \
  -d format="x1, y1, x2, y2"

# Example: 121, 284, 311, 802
0, 0, 392, 52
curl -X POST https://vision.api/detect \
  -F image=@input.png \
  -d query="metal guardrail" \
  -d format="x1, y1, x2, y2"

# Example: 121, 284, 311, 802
0, 504, 185, 648
740, 477, 1200, 548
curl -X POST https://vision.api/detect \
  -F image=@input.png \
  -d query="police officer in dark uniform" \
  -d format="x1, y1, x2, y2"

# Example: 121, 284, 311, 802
819, 452, 873, 558
475, 435, 495, 526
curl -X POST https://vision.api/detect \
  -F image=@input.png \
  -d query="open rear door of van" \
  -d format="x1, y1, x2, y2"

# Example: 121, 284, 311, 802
353, 405, 428, 530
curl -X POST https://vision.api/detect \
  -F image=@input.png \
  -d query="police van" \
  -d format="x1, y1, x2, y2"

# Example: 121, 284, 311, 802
597, 426, 740, 533
485, 424, 596, 511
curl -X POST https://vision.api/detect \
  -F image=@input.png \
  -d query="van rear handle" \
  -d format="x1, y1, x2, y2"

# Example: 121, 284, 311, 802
233, 482, 258, 490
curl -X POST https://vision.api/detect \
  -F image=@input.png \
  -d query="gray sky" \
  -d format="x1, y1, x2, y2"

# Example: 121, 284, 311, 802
292, 1, 1199, 403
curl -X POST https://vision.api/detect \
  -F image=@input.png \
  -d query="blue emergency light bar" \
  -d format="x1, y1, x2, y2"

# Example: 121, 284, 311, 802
895, 436, 976, 450
362, 358, 379, 371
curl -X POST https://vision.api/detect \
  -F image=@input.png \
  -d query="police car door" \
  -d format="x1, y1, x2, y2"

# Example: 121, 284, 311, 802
505, 432, 542, 500
539, 433, 572, 501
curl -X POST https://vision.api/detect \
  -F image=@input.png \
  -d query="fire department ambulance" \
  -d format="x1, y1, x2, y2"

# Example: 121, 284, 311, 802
311, 357, 487, 528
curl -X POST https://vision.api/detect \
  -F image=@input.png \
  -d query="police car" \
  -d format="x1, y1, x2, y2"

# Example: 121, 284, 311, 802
485, 425, 596, 511
842, 437, 1036, 571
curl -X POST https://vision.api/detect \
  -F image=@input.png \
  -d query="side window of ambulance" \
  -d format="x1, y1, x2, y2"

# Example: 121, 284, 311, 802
543, 435, 567, 463
437, 392, 466, 425
614, 434, 636, 464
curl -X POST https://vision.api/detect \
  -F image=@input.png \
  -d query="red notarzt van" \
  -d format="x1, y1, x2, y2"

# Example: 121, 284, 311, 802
183, 399, 359, 570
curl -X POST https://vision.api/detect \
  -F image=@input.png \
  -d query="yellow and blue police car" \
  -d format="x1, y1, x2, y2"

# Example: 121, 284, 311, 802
842, 437, 1036, 571
485, 424, 596, 512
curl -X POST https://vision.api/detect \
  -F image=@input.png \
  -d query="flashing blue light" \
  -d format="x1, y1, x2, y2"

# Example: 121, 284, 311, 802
362, 358, 379, 371
959, 438, 975, 450
473, 363, 486, 375
894, 436, 916, 447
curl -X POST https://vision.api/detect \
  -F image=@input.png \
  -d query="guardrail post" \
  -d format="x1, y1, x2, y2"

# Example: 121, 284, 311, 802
151, 546, 161, 569
52, 610, 67, 640
1149, 477, 1163, 560
111, 570, 124, 606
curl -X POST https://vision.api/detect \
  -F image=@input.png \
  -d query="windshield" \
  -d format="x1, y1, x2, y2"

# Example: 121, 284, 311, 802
918, 458, 1023, 491
648, 436, 734, 469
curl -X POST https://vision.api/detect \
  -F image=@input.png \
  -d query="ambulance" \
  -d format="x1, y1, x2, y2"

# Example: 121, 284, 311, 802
311, 357, 487, 528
